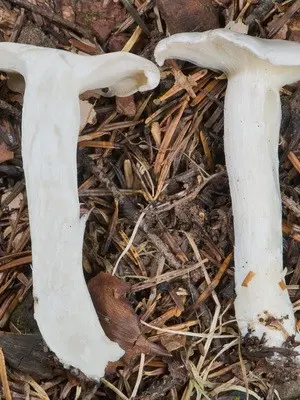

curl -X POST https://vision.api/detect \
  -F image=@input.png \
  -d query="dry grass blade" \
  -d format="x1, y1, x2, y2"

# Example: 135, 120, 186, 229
101, 378, 130, 400
130, 353, 145, 399
141, 320, 238, 339
122, 25, 143, 51
131, 259, 208, 292
112, 211, 146, 276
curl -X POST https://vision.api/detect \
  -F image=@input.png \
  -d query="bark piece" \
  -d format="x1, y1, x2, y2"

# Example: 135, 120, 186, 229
156, 0, 220, 34
17, 24, 55, 47
0, 333, 60, 379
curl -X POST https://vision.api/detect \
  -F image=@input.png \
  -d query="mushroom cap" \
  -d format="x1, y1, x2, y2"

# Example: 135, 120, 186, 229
154, 28, 300, 73
0, 43, 160, 97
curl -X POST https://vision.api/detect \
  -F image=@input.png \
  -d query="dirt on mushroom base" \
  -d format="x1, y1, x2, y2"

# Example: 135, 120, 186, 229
0, 0, 299, 399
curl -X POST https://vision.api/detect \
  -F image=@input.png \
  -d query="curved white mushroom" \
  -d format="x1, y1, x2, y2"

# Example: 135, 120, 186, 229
0, 43, 160, 380
155, 29, 300, 355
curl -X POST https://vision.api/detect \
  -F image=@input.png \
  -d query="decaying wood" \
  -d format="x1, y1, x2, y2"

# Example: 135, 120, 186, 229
0, 333, 60, 379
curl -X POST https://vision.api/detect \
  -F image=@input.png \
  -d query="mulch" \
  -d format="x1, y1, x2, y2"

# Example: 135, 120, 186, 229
0, 0, 299, 399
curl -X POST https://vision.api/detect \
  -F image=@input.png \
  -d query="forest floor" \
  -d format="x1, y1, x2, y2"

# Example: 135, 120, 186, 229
0, 0, 300, 399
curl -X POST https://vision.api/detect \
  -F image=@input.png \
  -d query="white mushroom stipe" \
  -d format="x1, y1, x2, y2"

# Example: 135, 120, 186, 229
0, 43, 160, 380
155, 29, 300, 355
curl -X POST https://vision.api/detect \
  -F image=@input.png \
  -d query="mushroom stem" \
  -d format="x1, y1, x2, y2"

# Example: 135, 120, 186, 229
225, 71, 292, 346
23, 71, 106, 379
0, 42, 160, 380
155, 29, 300, 353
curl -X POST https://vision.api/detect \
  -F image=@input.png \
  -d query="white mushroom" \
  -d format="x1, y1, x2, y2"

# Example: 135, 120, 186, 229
0, 43, 160, 380
155, 29, 300, 355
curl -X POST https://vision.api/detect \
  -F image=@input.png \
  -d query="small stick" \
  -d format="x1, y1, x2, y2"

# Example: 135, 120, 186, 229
120, 0, 150, 37
0, 255, 32, 272
288, 151, 300, 174
189, 253, 233, 313
112, 211, 146, 276
0, 348, 12, 400
267, 0, 300, 38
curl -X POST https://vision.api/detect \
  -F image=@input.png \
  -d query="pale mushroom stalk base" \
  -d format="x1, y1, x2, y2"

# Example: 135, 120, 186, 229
23, 73, 110, 380
0, 42, 160, 380
154, 29, 300, 356
225, 70, 293, 346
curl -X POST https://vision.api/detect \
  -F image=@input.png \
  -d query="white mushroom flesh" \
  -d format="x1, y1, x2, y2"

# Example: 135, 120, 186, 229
155, 29, 300, 353
0, 43, 160, 380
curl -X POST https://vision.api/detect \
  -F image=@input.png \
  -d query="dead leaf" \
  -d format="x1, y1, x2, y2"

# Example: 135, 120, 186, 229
88, 272, 169, 370
0, 143, 14, 164
88, 272, 142, 349
79, 100, 97, 131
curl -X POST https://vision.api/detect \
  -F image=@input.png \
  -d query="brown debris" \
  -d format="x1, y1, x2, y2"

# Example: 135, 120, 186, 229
108, 33, 128, 52
0, 0, 299, 398
0, 8, 17, 36
75, 0, 126, 42
288, 16, 300, 42
189, 253, 232, 312
88, 272, 169, 368
7, 0, 93, 39
267, 0, 300, 38
0, 143, 14, 164
17, 24, 55, 47
61, 0, 75, 23
116, 96, 136, 117
156, 0, 220, 34
0, 348, 12, 400
160, 333, 186, 352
